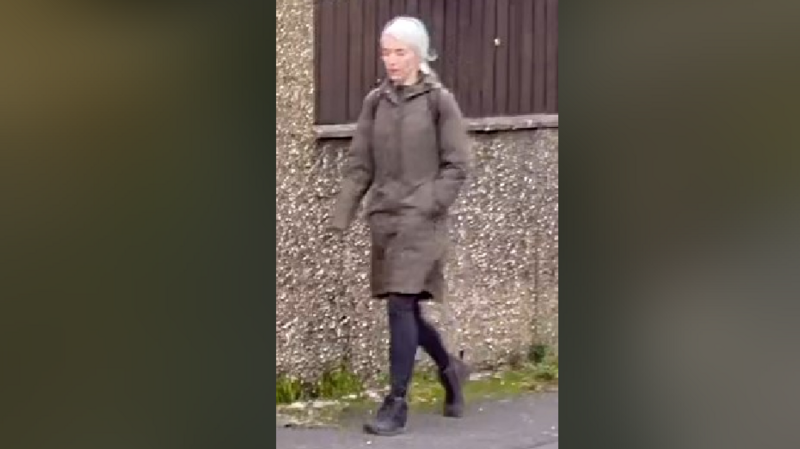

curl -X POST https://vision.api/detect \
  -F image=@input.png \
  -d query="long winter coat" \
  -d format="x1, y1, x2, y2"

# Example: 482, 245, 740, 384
331, 73, 471, 301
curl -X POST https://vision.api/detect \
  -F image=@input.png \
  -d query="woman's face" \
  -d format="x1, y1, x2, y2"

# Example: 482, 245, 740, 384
381, 34, 420, 84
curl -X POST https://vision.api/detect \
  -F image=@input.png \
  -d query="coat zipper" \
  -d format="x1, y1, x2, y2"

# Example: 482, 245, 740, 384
396, 94, 404, 182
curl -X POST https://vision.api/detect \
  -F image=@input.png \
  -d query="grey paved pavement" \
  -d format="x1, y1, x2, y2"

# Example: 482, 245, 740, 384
277, 393, 558, 449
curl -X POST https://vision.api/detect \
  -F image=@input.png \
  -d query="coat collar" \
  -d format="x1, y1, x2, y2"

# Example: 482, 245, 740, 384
377, 72, 442, 105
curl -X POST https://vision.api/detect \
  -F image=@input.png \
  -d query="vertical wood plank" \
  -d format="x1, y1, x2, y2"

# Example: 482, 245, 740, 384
363, 0, 378, 91
377, 0, 392, 82
467, 0, 484, 117
431, 0, 446, 78
545, 0, 558, 113
407, 0, 419, 17
519, 0, 534, 114
318, 0, 338, 124
443, 0, 459, 91
390, 0, 405, 20
333, 0, 350, 123
495, 0, 509, 115
457, 0, 472, 112
534, 0, 547, 112
348, 0, 364, 121
507, 0, 521, 115
314, 0, 322, 123
481, 0, 497, 116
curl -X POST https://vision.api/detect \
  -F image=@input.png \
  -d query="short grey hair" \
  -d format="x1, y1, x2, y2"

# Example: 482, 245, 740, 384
381, 16, 438, 75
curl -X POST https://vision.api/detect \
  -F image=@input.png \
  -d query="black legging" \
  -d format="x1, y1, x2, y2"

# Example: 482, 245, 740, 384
386, 293, 451, 398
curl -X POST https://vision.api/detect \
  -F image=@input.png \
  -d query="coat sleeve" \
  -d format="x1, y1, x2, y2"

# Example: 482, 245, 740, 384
330, 90, 378, 231
433, 89, 471, 213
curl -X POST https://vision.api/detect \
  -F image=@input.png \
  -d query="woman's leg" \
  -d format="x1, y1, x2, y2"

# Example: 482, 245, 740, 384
386, 293, 420, 398
413, 298, 451, 370
413, 296, 469, 418
364, 293, 418, 436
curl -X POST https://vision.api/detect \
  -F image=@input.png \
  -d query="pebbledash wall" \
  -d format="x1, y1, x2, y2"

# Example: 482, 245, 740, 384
277, 0, 558, 382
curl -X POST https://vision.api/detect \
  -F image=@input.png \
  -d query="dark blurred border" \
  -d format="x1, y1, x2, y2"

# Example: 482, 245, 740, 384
0, 2, 275, 448
562, 0, 800, 447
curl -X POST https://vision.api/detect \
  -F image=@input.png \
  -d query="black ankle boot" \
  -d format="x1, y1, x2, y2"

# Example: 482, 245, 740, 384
363, 395, 408, 436
439, 354, 470, 418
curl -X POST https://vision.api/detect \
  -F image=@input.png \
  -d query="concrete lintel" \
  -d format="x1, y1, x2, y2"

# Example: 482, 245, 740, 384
314, 114, 559, 140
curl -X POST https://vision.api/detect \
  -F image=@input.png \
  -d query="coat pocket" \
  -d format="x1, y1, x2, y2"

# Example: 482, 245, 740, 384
415, 181, 442, 218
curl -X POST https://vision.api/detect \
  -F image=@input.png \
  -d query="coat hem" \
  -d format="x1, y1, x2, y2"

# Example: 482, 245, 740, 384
374, 290, 436, 301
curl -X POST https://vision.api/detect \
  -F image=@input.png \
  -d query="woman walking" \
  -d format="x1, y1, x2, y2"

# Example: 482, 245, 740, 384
329, 16, 472, 436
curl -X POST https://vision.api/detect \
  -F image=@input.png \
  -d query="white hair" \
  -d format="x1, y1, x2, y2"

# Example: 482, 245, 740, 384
381, 16, 438, 75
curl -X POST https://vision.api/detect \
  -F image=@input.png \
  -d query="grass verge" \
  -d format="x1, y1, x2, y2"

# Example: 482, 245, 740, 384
277, 346, 558, 428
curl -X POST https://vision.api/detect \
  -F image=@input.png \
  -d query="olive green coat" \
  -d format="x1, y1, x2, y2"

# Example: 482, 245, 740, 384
331, 74, 471, 300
